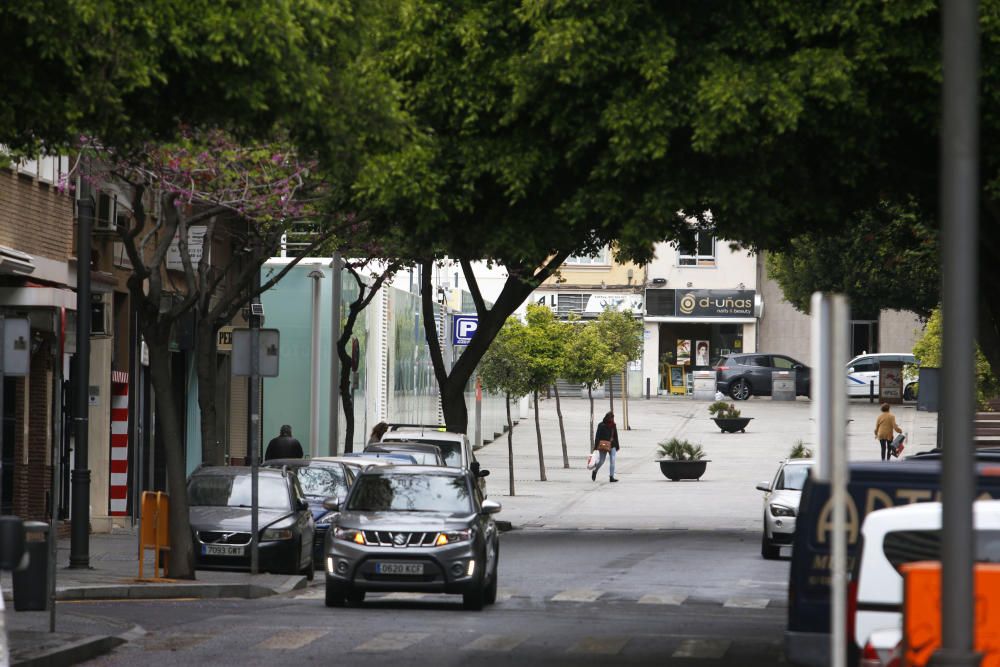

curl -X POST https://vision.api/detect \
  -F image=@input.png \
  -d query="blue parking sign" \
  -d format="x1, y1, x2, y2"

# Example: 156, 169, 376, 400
453, 315, 479, 345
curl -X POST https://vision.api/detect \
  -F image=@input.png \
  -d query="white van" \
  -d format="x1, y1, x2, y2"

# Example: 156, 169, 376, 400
846, 353, 918, 399
851, 500, 1000, 660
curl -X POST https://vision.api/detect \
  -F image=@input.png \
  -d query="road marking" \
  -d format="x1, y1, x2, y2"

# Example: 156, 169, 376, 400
568, 636, 629, 655
257, 629, 328, 650
672, 639, 731, 659
375, 592, 429, 602
294, 588, 325, 600
551, 589, 604, 602
354, 632, 430, 652
738, 579, 786, 588
498, 587, 526, 599
141, 634, 212, 652
638, 593, 687, 605
462, 634, 528, 652
723, 597, 771, 609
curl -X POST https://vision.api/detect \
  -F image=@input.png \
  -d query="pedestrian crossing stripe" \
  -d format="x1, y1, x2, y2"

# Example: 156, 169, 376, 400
672, 639, 731, 659
722, 597, 770, 609
550, 588, 604, 602
257, 629, 329, 650
638, 593, 687, 605
353, 632, 430, 652
462, 634, 528, 652
567, 636, 630, 655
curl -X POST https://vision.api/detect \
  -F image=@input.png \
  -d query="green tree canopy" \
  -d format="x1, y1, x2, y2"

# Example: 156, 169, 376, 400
479, 317, 531, 400
595, 309, 643, 365
912, 308, 1000, 406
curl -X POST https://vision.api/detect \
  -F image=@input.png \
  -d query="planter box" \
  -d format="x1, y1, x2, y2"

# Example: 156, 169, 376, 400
712, 417, 753, 433
656, 459, 710, 481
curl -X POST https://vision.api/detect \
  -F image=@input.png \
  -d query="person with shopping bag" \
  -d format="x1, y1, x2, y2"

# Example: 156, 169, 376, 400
874, 402, 903, 461
590, 411, 620, 482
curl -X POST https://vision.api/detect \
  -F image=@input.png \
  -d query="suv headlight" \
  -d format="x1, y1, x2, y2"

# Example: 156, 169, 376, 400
770, 504, 796, 518
434, 529, 473, 546
261, 527, 294, 541
334, 527, 366, 545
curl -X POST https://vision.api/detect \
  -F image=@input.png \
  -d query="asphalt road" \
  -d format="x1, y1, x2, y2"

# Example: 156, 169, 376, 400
72, 529, 789, 666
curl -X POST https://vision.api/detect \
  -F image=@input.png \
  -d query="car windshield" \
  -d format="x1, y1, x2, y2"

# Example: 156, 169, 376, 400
418, 440, 462, 467
778, 465, 811, 491
883, 529, 1000, 573
347, 474, 472, 513
294, 466, 348, 498
188, 474, 290, 510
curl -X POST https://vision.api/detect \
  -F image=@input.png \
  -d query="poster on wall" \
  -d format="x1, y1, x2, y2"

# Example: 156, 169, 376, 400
695, 340, 710, 367
676, 339, 691, 365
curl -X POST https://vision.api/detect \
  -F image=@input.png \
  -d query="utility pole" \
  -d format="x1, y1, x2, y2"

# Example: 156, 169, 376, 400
69, 197, 93, 570
248, 271, 262, 575
329, 253, 341, 456
308, 270, 324, 458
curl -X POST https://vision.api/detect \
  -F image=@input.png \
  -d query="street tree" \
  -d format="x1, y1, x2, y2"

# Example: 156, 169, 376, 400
594, 309, 644, 422
525, 305, 572, 469
563, 322, 626, 447
912, 308, 1000, 408
353, 1, 1000, 404
83, 130, 338, 578
479, 317, 532, 496
522, 304, 564, 481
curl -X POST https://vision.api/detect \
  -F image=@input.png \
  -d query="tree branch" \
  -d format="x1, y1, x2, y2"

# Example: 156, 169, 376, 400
461, 258, 487, 317
420, 260, 450, 388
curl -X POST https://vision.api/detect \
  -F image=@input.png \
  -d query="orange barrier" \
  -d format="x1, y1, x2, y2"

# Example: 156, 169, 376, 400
902, 560, 1000, 666
137, 491, 172, 581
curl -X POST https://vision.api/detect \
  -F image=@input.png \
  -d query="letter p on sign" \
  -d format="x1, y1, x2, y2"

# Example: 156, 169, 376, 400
453, 315, 479, 345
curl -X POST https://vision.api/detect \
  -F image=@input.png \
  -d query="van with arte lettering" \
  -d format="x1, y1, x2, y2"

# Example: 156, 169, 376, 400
784, 460, 1000, 667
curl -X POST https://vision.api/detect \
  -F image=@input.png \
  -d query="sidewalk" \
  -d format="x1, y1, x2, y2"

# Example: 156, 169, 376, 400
475, 393, 939, 532
2, 530, 307, 666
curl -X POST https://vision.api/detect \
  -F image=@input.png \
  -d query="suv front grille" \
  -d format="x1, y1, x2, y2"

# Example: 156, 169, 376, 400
362, 530, 438, 547
198, 531, 251, 546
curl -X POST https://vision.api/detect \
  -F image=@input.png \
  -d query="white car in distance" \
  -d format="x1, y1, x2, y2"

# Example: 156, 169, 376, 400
756, 458, 813, 559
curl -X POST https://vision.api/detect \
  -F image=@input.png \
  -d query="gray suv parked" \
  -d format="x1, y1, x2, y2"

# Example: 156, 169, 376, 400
715, 353, 811, 400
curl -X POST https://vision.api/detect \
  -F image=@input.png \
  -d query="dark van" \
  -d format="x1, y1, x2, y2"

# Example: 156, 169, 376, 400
785, 460, 1000, 666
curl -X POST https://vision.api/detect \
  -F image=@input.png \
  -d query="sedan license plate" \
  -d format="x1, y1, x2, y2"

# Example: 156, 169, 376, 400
202, 544, 244, 557
376, 562, 424, 576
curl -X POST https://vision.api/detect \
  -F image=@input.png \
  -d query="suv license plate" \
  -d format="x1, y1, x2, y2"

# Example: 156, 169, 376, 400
376, 562, 424, 575
203, 544, 244, 557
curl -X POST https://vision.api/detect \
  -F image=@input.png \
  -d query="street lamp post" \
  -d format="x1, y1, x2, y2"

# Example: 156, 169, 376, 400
69, 197, 93, 570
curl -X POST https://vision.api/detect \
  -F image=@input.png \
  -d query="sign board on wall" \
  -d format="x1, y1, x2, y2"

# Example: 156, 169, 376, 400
166, 225, 208, 271
674, 289, 755, 318
453, 315, 478, 345
217, 326, 234, 352
584, 294, 643, 314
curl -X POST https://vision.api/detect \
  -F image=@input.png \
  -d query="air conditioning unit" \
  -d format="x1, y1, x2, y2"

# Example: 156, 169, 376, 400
93, 192, 118, 234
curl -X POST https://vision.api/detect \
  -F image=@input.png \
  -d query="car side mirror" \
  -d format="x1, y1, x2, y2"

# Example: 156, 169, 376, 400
481, 499, 502, 515
756, 482, 771, 493
470, 461, 481, 474
847, 367, 855, 373
0, 516, 25, 570
478, 469, 490, 478
322, 497, 340, 512
297, 499, 309, 512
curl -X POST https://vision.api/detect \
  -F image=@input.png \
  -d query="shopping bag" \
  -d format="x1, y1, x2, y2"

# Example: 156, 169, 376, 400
586, 451, 599, 470
891, 433, 906, 458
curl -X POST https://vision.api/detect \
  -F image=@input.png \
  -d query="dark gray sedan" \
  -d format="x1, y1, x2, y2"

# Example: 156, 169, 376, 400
323, 465, 501, 610
188, 466, 315, 578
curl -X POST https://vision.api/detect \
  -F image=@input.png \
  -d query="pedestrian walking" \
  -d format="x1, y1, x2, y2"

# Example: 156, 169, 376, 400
264, 424, 304, 460
591, 411, 620, 482
368, 421, 389, 445
874, 403, 903, 461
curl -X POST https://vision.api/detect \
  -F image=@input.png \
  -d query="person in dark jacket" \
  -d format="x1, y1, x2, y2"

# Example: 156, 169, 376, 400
591, 411, 620, 483
368, 422, 389, 445
264, 424, 304, 460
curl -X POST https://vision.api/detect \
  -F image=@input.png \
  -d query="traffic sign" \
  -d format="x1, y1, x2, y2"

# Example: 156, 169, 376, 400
453, 315, 478, 345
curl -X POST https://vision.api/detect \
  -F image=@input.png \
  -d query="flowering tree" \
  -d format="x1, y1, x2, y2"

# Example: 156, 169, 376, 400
81, 129, 340, 578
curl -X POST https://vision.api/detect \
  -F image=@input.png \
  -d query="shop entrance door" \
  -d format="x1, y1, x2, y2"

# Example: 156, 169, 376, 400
850, 320, 879, 357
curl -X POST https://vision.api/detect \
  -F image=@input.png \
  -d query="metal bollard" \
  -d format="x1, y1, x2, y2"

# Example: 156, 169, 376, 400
646, 378, 650, 399
869, 380, 875, 403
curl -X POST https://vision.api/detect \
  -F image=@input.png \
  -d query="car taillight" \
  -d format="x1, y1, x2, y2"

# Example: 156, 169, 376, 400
715, 365, 730, 371
860, 640, 881, 667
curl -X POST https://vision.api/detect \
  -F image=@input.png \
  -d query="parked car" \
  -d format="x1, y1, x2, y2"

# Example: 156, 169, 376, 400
188, 466, 315, 578
342, 451, 420, 465
846, 353, 919, 400
364, 442, 447, 466
312, 455, 395, 478
323, 465, 501, 610
263, 459, 354, 566
756, 458, 814, 559
850, 500, 1000, 660
715, 353, 811, 400
381, 424, 490, 493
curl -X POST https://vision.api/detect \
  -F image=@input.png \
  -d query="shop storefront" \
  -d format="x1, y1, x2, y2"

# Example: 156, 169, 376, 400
643, 288, 760, 394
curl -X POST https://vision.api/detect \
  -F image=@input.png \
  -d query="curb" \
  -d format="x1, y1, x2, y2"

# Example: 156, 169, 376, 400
12, 634, 125, 667
2, 575, 307, 603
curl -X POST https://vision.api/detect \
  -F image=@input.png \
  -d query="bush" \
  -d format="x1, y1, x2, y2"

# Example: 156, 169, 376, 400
657, 438, 706, 461
708, 401, 741, 419
789, 440, 813, 459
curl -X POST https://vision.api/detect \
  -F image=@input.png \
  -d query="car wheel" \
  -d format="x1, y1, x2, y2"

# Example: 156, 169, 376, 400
325, 580, 346, 607
761, 523, 780, 560
302, 556, 315, 582
730, 379, 751, 401
346, 589, 366, 607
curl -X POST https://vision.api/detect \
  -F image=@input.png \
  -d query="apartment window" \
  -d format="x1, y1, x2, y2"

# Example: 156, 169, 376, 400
678, 233, 716, 266
566, 247, 610, 265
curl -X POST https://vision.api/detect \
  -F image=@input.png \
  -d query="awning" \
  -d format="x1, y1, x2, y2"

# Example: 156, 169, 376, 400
0, 286, 77, 309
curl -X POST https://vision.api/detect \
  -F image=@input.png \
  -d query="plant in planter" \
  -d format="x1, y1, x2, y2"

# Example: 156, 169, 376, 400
788, 440, 813, 459
707, 400, 753, 433
655, 438, 710, 481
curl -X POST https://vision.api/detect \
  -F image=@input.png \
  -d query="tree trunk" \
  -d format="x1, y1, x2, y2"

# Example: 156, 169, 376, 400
554, 384, 568, 468
196, 318, 225, 466
505, 392, 515, 496
533, 390, 546, 481
588, 385, 595, 451
608, 377, 614, 413
622, 370, 629, 430
337, 333, 356, 453
146, 333, 196, 579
